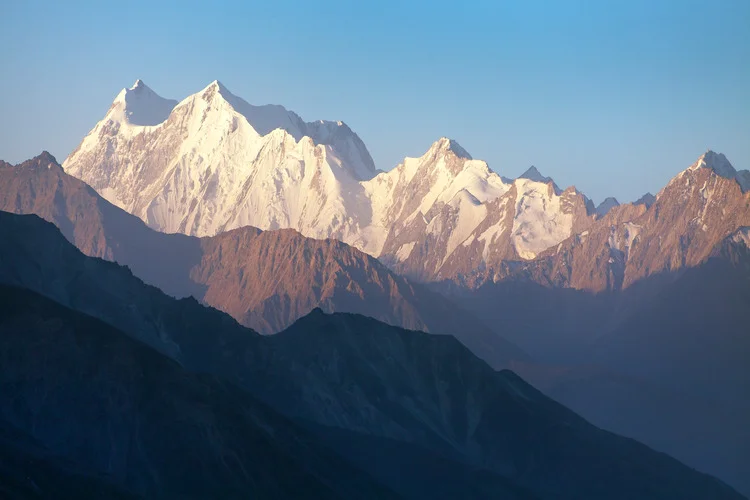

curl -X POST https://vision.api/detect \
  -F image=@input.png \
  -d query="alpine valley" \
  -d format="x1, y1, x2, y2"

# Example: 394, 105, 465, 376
1, 79, 749, 499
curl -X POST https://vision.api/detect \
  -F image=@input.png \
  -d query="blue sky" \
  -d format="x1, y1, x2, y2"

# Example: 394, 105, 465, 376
2, 0, 748, 203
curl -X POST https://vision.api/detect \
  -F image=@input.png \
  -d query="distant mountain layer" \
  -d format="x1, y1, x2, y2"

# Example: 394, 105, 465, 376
447, 227, 750, 495
0, 210, 743, 500
0, 153, 525, 368
418, 151, 750, 494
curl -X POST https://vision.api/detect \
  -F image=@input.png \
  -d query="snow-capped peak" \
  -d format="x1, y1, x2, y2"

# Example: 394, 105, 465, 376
691, 150, 737, 178
429, 137, 472, 160
206, 79, 225, 91
191, 80, 305, 138
64, 79, 602, 277
110, 80, 177, 126
120, 79, 159, 98
186, 80, 375, 179
688, 151, 749, 193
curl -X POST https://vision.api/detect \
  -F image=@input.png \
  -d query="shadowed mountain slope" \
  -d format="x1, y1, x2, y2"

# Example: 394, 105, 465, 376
0, 153, 525, 368
0, 211, 743, 499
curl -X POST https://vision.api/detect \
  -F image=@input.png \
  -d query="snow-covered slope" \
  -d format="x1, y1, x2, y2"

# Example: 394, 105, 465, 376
65, 80, 377, 243
113, 79, 178, 126
65, 80, 596, 283
377, 151, 595, 282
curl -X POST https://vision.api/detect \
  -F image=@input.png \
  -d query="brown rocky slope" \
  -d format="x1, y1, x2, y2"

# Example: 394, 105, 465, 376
0, 153, 525, 367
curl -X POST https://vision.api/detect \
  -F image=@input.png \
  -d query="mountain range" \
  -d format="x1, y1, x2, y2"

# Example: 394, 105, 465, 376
0, 152, 525, 369
64, 80, 750, 289
64, 80, 614, 279
0, 210, 743, 499
1, 78, 749, 497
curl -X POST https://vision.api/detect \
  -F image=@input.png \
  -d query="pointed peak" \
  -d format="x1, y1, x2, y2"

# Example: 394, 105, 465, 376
208, 79, 227, 91
35, 151, 58, 164
125, 79, 159, 96
687, 150, 749, 191
518, 166, 553, 184
108, 80, 176, 126
634, 192, 656, 208
130, 79, 146, 90
17, 151, 62, 171
449, 188, 482, 207
690, 150, 736, 177
429, 137, 472, 160
201, 79, 232, 98
595, 197, 620, 217
598, 196, 620, 206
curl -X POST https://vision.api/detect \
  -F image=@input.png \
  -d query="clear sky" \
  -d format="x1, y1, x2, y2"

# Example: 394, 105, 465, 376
2, 0, 748, 203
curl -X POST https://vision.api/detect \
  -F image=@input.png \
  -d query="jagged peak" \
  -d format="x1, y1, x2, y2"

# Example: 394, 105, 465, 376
428, 137, 472, 160
33, 151, 59, 164
181, 80, 376, 180
518, 166, 552, 184
690, 150, 736, 177
17, 151, 62, 171
687, 150, 749, 192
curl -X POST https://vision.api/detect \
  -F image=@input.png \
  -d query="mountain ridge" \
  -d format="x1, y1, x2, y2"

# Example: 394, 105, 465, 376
63, 81, 609, 275
0, 212, 743, 499
0, 154, 526, 368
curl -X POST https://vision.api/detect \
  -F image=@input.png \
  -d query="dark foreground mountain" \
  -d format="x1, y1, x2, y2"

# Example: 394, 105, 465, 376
0, 425, 135, 499
0, 152, 524, 368
0, 211, 743, 499
447, 230, 750, 495
0, 285, 396, 499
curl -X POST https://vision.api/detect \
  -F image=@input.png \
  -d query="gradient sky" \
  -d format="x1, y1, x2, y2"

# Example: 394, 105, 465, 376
2, 0, 748, 203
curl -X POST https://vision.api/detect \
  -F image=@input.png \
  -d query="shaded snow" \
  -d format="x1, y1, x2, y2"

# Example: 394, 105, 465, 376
113, 80, 178, 126
511, 179, 574, 260
444, 189, 487, 260
395, 242, 416, 261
